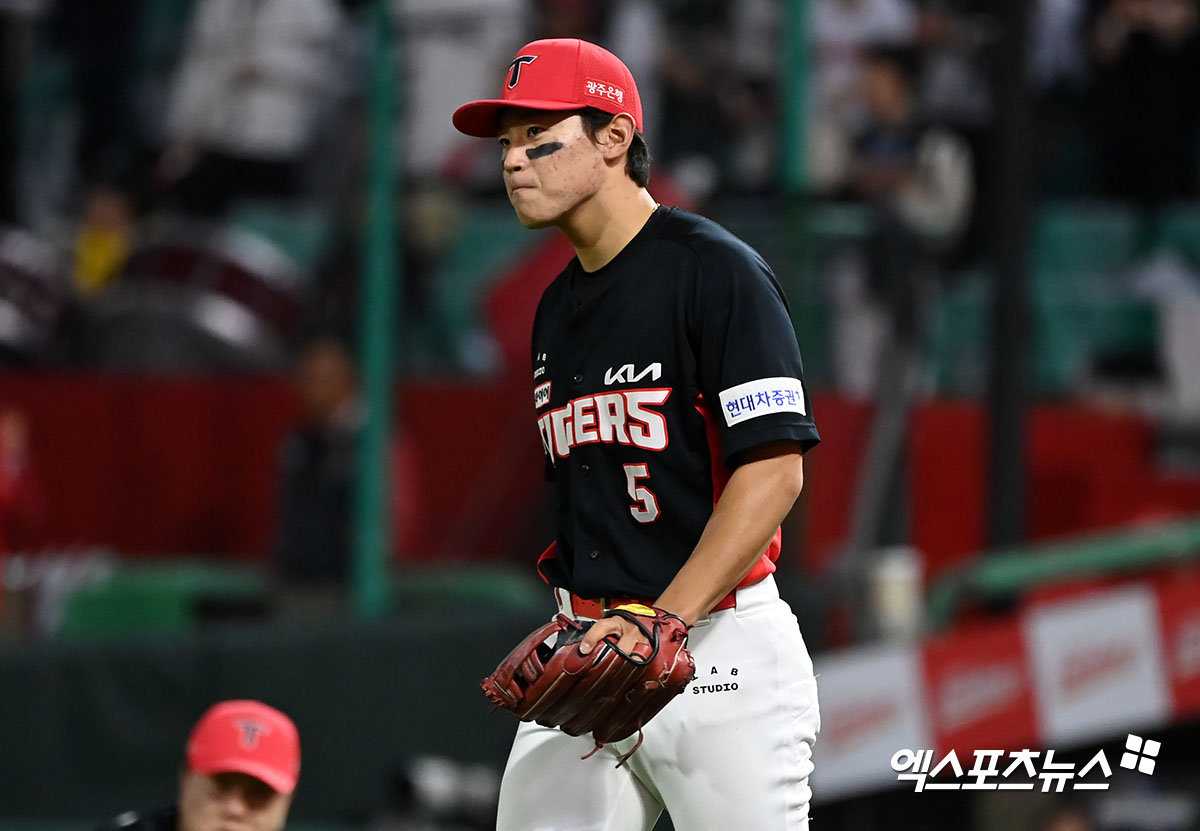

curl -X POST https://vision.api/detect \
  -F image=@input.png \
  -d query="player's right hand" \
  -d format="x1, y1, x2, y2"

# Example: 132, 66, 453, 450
578, 613, 650, 658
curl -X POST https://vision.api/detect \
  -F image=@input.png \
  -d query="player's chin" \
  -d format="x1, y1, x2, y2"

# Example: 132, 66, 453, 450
508, 192, 558, 228
511, 208, 556, 229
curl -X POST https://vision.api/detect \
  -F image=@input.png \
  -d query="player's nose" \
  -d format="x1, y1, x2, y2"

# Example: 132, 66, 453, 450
217, 793, 249, 820
503, 147, 527, 174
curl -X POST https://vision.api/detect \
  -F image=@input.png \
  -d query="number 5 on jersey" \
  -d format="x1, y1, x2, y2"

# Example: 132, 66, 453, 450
623, 463, 660, 523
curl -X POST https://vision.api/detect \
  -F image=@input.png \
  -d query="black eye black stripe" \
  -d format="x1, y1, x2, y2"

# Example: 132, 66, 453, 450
527, 142, 565, 160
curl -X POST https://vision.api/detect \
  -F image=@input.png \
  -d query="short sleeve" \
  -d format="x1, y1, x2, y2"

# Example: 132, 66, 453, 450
692, 241, 820, 466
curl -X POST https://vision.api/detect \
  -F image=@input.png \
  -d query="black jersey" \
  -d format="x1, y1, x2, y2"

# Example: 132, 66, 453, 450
530, 206, 820, 599
97, 806, 178, 831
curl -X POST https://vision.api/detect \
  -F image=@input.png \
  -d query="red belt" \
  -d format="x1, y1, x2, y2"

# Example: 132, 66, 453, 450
568, 590, 737, 619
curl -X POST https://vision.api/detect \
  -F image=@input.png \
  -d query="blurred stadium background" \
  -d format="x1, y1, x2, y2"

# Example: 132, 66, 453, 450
3, 0, 1200, 829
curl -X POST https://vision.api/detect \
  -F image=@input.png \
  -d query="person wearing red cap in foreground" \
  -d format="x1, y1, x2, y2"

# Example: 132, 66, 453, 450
98, 700, 300, 831
454, 38, 821, 829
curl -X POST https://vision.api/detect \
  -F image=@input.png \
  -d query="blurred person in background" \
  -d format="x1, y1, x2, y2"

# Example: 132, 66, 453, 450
1090, 0, 1200, 207
98, 700, 300, 831
272, 337, 363, 617
45, 0, 151, 305
812, 0, 919, 136
851, 42, 973, 316
271, 337, 421, 618
813, 42, 973, 396
315, 181, 464, 374
156, 0, 348, 219
71, 181, 139, 297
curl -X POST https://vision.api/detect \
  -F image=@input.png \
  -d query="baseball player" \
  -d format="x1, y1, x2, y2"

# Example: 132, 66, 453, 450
97, 700, 300, 831
453, 38, 822, 830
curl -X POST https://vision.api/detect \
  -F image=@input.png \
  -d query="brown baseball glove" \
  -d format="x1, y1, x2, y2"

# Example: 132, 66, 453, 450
481, 604, 695, 766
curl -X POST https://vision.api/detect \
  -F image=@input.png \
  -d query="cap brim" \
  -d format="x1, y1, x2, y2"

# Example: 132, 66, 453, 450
191, 758, 297, 795
452, 98, 585, 138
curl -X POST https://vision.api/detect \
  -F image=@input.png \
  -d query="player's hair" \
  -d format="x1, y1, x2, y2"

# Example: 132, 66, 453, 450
578, 107, 652, 188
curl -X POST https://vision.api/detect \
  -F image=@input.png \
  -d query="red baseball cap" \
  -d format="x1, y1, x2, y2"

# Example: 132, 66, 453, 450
453, 38, 643, 138
185, 700, 300, 794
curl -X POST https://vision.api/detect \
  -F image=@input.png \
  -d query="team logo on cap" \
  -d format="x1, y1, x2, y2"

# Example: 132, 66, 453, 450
507, 55, 537, 88
235, 718, 269, 749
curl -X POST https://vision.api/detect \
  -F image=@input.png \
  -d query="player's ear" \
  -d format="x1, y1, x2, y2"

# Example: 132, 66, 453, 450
596, 114, 636, 162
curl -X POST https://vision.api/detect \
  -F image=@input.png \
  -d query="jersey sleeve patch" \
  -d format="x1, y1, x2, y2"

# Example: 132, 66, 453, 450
718, 377, 806, 426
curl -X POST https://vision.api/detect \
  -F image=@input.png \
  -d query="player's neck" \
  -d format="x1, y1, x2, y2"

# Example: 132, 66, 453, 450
560, 182, 659, 273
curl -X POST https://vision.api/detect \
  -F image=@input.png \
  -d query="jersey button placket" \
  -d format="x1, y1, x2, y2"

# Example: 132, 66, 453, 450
589, 550, 600, 560
572, 372, 584, 385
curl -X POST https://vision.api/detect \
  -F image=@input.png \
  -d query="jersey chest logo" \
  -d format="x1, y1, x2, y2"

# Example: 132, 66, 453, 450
604, 362, 662, 386
537, 388, 671, 461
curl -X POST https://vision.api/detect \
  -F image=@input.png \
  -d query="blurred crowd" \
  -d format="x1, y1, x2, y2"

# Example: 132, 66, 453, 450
0, 0, 1197, 384
0, 0, 1198, 585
